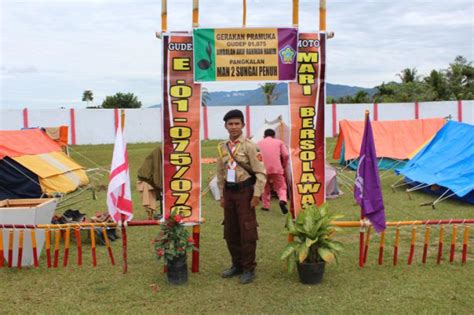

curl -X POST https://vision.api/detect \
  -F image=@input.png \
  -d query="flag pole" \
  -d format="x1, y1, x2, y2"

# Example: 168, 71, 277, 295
359, 110, 370, 268
120, 109, 128, 274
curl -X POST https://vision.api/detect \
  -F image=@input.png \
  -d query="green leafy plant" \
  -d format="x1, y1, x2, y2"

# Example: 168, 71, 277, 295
154, 211, 195, 264
280, 203, 343, 272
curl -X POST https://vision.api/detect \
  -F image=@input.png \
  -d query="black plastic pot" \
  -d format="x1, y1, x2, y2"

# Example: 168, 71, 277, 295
167, 255, 188, 285
297, 260, 326, 284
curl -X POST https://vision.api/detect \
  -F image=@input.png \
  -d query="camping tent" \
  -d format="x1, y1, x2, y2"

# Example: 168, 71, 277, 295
333, 118, 445, 170
397, 121, 474, 204
0, 129, 89, 199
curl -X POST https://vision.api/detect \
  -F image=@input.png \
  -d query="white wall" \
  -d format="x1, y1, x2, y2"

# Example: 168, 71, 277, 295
1, 101, 472, 144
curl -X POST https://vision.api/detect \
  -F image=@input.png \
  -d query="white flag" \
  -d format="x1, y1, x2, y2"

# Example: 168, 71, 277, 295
107, 116, 133, 222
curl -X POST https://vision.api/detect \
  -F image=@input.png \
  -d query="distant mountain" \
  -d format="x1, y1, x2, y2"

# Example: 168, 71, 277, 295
205, 83, 375, 106
148, 83, 376, 107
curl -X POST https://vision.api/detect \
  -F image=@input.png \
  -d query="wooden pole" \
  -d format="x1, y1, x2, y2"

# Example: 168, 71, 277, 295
192, 225, 200, 272
292, 0, 299, 27
407, 226, 416, 265
437, 226, 444, 264
90, 228, 97, 267
422, 226, 431, 264
103, 228, 115, 265
0, 228, 4, 267
462, 226, 469, 264
393, 227, 400, 266
74, 228, 82, 266
161, 0, 167, 33
193, 0, 199, 28
378, 230, 385, 265
53, 229, 61, 268
63, 228, 71, 267
449, 225, 457, 263
17, 230, 24, 269
319, 0, 326, 31
45, 229, 51, 268
363, 226, 371, 265
30, 229, 39, 267
242, 0, 247, 27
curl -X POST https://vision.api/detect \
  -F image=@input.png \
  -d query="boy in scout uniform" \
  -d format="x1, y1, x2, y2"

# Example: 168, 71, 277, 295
216, 109, 266, 284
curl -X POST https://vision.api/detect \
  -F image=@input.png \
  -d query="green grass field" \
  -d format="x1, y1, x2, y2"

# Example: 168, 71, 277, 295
1, 139, 473, 314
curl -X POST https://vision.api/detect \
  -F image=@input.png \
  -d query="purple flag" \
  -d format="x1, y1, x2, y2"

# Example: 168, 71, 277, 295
354, 115, 386, 232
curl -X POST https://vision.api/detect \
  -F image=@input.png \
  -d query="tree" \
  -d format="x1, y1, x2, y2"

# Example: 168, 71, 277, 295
397, 68, 419, 83
82, 90, 94, 107
101, 92, 142, 108
260, 83, 279, 105
201, 87, 211, 106
424, 70, 449, 100
446, 56, 474, 100
353, 90, 370, 103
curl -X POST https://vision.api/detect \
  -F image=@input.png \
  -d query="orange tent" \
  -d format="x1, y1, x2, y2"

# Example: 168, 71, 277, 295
333, 118, 445, 162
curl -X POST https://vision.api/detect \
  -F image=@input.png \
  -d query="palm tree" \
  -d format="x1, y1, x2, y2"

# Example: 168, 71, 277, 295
353, 90, 370, 103
424, 70, 449, 100
397, 68, 418, 83
82, 90, 94, 107
260, 83, 279, 105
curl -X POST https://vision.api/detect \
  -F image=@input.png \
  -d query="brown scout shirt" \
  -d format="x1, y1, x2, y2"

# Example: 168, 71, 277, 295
216, 133, 267, 198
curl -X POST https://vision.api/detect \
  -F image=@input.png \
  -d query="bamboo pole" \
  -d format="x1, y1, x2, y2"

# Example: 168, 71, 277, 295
192, 225, 200, 273
7, 229, 14, 268
422, 226, 431, 264
17, 230, 24, 269
462, 226, 469, 264
193, 0, 199, 28
378, 230, 385, 265
0, 228, 4, 267
53, 229, 61, 268
161, 0, 167, 33
407, 226, 416, 265
30, 229, 39, 267
102, 228, 115, 265
292, 0, 299, 27
74, 228, 82, 266
449, 225, 457, 263
242, 0, 247, 27
363, 226, 371, 265
437, 226, 445, 264
45, 229, 51, 268
90, 228, 97, 267
393, 227, 400, 266
319, 0, 326, 31
63, 228, 71, 267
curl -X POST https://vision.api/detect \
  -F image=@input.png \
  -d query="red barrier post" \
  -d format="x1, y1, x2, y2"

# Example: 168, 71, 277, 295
192, 225, 200, 273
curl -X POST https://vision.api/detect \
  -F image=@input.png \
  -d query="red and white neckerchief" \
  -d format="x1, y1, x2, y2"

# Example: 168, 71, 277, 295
227, 140, 241, 170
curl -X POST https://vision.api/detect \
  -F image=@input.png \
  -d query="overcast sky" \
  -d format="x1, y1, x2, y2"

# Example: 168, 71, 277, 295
1, 0, 473, 109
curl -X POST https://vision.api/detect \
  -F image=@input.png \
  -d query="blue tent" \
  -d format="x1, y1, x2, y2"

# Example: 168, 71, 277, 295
397, 121, 474, 204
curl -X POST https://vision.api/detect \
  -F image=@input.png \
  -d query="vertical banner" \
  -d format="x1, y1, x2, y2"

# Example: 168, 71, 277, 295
162, 34, 202, 223
288, 33, 326, 216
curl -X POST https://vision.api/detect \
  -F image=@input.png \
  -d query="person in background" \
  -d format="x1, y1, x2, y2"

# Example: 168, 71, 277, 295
257, 129, 289, 214
216, 109, 267, 284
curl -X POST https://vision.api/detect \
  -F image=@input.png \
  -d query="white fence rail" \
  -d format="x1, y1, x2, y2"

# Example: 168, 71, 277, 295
0, 101, 472, 144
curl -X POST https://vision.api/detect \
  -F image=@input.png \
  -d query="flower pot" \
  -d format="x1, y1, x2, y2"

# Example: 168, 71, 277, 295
167, 255, 188, 285
297, 260, 325, 284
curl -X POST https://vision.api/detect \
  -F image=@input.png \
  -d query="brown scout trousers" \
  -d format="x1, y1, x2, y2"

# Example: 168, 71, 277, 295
223, 185, 258, 271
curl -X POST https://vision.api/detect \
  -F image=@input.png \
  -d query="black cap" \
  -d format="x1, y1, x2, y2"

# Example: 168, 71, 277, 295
223, 109, 245, 123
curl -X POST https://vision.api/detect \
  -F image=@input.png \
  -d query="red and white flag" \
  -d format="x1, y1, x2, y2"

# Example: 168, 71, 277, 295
107, 117, 133, 222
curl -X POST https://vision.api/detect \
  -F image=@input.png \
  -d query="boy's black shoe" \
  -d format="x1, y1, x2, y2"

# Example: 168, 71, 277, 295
239, 270, 255, 284
279, 201, 288, 214
221, 265, 243, 278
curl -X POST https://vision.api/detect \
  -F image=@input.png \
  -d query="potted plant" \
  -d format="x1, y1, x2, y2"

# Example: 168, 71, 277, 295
280, 203, 343, 284
154, 210, 195, 285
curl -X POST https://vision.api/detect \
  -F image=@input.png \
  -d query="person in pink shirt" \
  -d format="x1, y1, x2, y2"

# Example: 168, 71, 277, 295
257, 129, 289, 214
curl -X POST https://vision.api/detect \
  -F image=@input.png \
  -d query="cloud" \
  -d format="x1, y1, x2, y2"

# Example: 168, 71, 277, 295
1, 0, 473, 108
